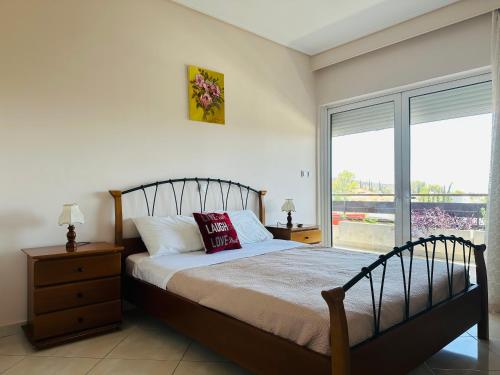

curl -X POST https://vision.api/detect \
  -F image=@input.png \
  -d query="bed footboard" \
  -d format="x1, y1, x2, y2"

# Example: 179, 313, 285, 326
322, 287, 351, 375
322, 235, 488, 375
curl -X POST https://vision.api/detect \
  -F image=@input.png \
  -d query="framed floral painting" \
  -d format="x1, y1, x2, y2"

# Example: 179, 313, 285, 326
188, 65, 225, 125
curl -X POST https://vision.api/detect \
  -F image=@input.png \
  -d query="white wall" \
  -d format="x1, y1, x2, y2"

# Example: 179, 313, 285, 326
315, 13, 492, 105
0, 0, 316, 325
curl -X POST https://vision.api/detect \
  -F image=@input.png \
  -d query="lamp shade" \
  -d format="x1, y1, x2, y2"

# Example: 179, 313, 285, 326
58, 204, 85, 226
281, 199, 295, 212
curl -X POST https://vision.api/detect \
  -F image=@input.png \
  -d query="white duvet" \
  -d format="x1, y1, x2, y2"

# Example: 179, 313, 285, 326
127, 240, 466, 354
126, 239, 304, 288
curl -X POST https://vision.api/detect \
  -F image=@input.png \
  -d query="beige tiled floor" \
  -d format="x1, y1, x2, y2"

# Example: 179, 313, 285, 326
1, 310, 500, 374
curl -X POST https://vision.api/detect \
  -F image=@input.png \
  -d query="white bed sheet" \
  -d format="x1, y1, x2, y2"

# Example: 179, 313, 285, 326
126, 239, 304, 289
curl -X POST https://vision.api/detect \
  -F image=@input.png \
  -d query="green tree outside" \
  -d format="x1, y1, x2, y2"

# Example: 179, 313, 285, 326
332, 170, 358, 201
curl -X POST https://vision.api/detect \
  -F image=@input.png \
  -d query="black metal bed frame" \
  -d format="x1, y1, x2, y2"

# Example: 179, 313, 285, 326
121, 177, 260, 216
344, 235, 486, 344
120, 179, 487, 348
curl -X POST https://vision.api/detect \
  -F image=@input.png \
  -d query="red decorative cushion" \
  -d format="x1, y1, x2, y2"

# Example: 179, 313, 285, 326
193, 212, 242, 254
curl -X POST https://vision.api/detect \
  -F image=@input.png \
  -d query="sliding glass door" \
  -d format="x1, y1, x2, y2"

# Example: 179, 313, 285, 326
328, 74, 492, 253
331, 98, 397, 252
406, 81, 492, 260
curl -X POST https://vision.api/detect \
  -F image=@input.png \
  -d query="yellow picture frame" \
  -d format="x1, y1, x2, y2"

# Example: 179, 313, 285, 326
188, 65, 225, 125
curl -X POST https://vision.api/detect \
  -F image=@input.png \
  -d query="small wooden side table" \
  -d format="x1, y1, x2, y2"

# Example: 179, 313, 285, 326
265, 224, 321, 244
22, 242, 123, 349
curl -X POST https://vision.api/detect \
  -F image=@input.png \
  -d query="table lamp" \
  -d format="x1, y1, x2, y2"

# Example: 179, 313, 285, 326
281, 199, 295, 228
58, 204, 85, 252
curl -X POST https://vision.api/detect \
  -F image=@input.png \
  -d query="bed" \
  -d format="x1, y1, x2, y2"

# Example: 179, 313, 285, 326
110, 177, 488, 375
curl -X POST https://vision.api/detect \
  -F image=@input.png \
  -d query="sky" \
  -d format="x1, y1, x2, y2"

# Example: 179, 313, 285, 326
332, 114, 493, 193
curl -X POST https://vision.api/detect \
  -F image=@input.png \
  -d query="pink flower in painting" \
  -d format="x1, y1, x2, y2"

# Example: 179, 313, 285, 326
202, 80, 212, 91
209, 83, 221, 97
190, 68, 224, 121
199, 93, 212, 108
194, 74, 205, 87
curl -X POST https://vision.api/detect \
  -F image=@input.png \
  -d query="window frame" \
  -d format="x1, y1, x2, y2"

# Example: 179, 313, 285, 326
318, 68, 492, 247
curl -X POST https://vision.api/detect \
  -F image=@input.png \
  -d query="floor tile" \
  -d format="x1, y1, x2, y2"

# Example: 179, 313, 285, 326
0, 325, 21, 340
468, 324, 488, 338
121, 309, 168, 332
32, 329, 129, 358
0, 334, 34, 356
0, 356, 24, 373
469, 325, 478, 337
3, 356, 98, 375
107, 326, 190, 360
88, 358, 178, 375
468, 314, 500, 339
490, 314, 500, 339
183, 342, 229, 362
428, 336, 500, 370
173, 361, 252, 375
9, 308, 500, 375
407, 362, 434, 374
432, 370, 491, 374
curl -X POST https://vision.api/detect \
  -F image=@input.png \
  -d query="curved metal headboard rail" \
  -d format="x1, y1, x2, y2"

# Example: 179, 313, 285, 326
122, 178, 259, 195
109, 177, 267, 245
121, 177, 260, 216
342, 234, 486, 339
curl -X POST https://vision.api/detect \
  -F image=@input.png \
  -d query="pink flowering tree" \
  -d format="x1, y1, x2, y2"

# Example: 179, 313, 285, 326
190, 69, 224, 121
411, 207, 475, 238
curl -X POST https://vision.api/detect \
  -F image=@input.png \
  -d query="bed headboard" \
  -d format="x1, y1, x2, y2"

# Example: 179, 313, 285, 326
109, 177, 266, 258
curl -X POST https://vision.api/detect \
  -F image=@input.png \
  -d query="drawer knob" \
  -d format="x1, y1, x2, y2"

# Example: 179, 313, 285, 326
305, 236, 309, 239
77, 292, 83, 298
77, 267, 84, 273
77, 317, 84, 323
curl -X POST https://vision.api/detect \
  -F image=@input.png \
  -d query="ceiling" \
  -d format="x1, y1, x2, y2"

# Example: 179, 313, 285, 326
172, 0, 461, 55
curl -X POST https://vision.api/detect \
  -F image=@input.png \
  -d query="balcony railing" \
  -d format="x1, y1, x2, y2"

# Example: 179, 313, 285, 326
331, 193, 488, 257
332, 193, 488, 229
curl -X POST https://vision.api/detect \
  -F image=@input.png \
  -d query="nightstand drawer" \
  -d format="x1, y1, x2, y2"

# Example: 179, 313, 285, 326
291, 230, 321, 244
34, 277, 121, 314
32, 300, 121, 340
35, 253, 121, 287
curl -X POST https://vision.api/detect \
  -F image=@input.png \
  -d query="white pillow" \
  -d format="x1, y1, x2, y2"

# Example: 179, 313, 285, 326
133, 215, 203, 257
227, 210, 273, 244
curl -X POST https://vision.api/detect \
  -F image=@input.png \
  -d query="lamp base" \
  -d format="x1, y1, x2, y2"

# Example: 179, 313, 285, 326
286, 211, 293, 228
66, 225, 77, 252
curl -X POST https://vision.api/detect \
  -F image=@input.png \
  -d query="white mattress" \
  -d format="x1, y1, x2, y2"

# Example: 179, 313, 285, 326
126, 239, 304, 289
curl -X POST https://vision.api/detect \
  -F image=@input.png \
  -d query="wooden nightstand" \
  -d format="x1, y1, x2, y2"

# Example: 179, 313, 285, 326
266, 225, 322, 244
22, 242, 123, 349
